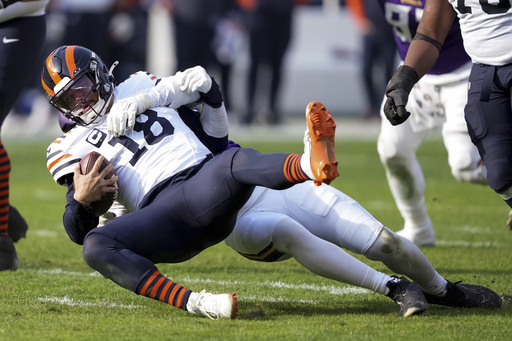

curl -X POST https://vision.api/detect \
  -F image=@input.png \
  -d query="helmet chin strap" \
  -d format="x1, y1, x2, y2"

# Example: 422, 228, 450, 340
90, 95, 114, 124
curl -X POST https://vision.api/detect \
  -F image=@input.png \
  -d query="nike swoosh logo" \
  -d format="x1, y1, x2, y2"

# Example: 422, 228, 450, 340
3, 37, 19, 44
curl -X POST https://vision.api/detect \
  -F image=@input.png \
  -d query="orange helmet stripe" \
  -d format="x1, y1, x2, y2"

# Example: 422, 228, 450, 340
65, 45, 77, 79
43, 51, 61, 96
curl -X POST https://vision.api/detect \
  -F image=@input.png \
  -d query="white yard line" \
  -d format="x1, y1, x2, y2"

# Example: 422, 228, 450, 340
37, 296, 144, 309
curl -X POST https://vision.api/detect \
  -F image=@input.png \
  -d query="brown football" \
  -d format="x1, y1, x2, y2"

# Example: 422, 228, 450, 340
79, 151, 117, 216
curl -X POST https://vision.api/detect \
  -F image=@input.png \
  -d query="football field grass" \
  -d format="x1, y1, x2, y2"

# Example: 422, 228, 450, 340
1, 135, 512, 341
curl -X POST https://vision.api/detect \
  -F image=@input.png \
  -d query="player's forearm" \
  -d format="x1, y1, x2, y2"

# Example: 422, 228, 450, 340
147, 76, 200, 109
199, 104, 229, 138
403, 39, 440, 79
404, 0, 456, 79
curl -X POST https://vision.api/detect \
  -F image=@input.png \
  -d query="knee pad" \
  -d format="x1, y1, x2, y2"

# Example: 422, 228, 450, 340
364, 227, 401, 261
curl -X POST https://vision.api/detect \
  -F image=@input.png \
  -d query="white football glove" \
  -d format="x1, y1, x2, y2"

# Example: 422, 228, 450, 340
107, 93, 150, 137
178, 66, 212, 94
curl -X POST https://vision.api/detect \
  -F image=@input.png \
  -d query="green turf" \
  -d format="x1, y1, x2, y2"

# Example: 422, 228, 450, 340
1, 136, 511, 341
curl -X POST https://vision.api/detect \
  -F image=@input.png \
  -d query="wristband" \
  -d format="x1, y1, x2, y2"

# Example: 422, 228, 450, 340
413, 33, 442, 52
200, 77, 223, 108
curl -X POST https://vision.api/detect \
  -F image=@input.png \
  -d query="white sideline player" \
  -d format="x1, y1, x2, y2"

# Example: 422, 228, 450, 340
376, 0, 487, 247
94, 67, 503, 317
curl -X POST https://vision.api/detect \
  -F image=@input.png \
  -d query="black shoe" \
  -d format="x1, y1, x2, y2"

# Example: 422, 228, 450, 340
8, 205, 28, 242
386, 276, 428, 317
423, 281, 502, 309
0, 234, 19, 270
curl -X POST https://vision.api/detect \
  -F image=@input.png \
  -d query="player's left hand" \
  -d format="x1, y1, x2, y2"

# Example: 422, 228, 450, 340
178, 66, 212, 94
384, 92, 411, 125
383, 65, 419, 126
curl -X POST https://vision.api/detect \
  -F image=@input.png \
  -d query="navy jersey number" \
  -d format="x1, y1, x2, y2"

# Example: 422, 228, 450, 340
456, 0, 511, 14
108, 110, 175, 165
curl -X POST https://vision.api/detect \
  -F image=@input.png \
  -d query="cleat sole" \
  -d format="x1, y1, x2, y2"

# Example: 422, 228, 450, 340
306, 101, 339, 185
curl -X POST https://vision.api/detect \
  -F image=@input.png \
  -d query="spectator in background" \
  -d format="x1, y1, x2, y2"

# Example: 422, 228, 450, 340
346, 0, 396, 119
163, 0, 243, 112
238, 0, 297, 125
0, 0, 49, 271
54, 0, 116, 65
210, 0, 244, 111
109, 0, 151, 81
167, 0, 217, 72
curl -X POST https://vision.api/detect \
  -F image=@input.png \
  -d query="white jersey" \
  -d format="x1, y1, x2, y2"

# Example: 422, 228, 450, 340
448, 0, 512, 65
46, 75, 212, 211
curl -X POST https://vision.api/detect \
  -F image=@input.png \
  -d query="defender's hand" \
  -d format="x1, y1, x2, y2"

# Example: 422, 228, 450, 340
384, 91, 411, 125
383, 65, 419, 126
107, 95, 149, 137
178, 66, 212, 94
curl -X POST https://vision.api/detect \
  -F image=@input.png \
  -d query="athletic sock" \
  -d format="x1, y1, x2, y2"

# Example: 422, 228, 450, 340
0, 141, 10, 237
283, 154, 309, 183
136, 270, 192, 310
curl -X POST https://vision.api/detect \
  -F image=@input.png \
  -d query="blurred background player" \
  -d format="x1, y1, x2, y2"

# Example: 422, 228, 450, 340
0, 0, 49, 271
376, 0, 487, 246
383, 1, 512, 234
239, 0, 295, 125
345, 0, 396, 119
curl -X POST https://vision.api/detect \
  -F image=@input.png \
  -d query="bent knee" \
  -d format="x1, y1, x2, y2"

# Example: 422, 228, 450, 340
272, 218, 310, 254
82, 231, 114, 268
375, 228, 402, 255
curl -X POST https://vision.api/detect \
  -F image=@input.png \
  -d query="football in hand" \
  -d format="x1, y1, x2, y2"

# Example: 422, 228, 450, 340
79, 151, 117, 216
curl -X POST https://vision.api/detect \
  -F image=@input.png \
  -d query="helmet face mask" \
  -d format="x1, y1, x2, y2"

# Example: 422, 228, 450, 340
42, 45, 115, 126
52, 72, 103, 126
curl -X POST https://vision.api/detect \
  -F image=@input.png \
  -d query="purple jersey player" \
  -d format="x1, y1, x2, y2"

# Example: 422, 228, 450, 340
376, 0, 487, 246
383, 0, 512, 235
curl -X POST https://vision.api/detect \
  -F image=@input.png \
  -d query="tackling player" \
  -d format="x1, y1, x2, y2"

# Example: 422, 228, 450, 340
383, 1, 512, 232
43, 45, 339, 319
376, 0, 487, 247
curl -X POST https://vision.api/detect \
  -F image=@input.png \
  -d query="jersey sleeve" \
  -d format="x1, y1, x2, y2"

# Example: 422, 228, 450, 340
114, 71, 161, 101
63, 183, 99, 245
46, 133, 83, 186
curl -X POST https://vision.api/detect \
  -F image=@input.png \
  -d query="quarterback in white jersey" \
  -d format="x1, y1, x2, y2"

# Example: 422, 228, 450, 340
383, 0, 512, 228
42, 45, 340, 319
48, 106, 212, 212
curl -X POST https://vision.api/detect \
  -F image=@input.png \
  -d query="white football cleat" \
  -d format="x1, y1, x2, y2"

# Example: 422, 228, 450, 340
186, 290, 237, 319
